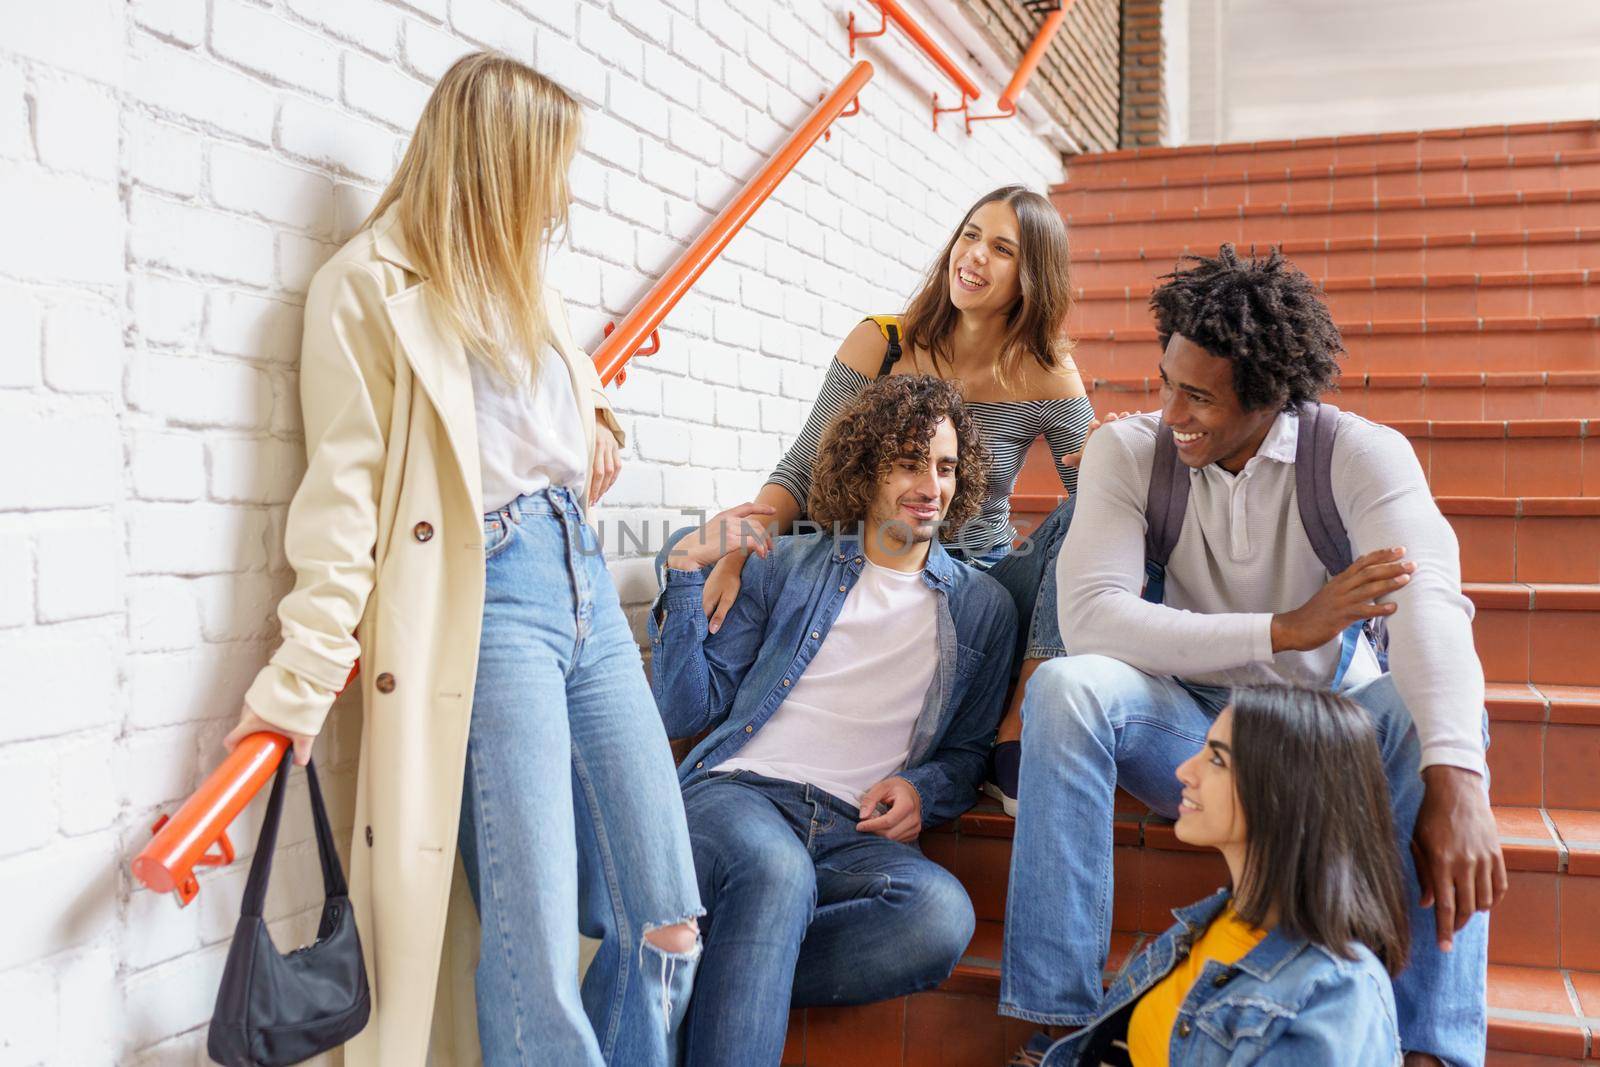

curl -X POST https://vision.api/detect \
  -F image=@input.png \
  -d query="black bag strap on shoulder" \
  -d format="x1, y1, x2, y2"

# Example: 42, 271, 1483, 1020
877, 322, 902, 378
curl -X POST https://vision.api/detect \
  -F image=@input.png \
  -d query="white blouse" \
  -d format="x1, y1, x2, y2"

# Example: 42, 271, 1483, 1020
469, 343, 589, 512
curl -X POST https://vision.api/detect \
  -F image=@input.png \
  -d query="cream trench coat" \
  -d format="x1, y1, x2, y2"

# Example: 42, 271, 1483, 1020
241, 205, 625, 1067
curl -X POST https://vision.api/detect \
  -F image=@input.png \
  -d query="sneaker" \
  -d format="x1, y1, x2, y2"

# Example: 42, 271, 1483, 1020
1004, 1031, 1054, 1066
984, 740, 1021, 817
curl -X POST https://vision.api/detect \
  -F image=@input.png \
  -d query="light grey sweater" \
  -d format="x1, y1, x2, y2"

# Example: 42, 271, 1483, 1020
1057, 410, 1486, 774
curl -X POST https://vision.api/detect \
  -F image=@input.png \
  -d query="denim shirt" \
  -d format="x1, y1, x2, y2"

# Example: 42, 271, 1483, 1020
1043, 890, 1401, 1067
648, 530, 1017, 827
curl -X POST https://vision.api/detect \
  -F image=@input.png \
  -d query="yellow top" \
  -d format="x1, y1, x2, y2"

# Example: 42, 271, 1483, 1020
1126, 904, 1269, 1066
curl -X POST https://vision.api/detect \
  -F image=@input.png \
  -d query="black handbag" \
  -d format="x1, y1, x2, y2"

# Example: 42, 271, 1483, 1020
207, 752, 371, 1066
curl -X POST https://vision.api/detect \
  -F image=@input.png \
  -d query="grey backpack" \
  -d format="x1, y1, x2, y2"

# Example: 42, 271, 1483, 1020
1140, 403, 1387, 684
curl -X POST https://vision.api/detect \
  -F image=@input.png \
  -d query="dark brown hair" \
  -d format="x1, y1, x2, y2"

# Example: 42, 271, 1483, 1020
807, 375, 988, 537
1228, 685, 1410, 976
899, 184, 1075, 390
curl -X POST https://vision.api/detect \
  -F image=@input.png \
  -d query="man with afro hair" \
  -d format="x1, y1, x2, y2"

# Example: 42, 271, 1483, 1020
1001, 245, 1499, 1066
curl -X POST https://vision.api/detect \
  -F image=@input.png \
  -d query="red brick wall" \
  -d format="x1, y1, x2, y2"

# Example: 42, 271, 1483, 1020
956, 0, 1123, 153
1120, 0, 1165, 147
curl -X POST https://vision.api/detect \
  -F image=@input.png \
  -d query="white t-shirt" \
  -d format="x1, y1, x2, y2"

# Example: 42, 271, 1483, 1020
470, 344, 589, 513
718, 557, 939, 808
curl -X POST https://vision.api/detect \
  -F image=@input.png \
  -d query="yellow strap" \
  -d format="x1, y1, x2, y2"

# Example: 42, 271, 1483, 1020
862, 314, 900, 341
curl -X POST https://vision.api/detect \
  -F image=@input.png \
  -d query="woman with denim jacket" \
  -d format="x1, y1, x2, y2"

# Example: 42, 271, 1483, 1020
221, 52, 701, 1067
1015, 685, 1407, 1066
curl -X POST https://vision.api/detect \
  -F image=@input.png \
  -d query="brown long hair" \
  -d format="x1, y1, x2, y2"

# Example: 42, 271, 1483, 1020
363, 52, 582, 383
808, 375, 989, 536
899, 185, 1075, 390
1229, 686, 1410, 976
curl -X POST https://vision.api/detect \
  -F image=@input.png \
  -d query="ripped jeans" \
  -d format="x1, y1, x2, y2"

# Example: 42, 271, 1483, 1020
680, 771, 976, 1066
459, 488, 703, 1066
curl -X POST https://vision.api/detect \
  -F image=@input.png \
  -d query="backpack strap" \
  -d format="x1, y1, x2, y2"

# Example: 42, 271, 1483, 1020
1294, 402, 1352, 576
1142, 422, 1191, 604
1144, 423, 1190, 569
864, 314, 902, 378
1291, 402, 1379, 686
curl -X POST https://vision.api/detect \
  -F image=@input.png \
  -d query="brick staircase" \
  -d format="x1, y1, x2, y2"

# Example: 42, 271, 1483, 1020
780, 120, 1600, 1066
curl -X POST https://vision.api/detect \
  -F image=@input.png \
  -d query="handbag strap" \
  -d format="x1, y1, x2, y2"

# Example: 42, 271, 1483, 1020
240, 752, 348, 918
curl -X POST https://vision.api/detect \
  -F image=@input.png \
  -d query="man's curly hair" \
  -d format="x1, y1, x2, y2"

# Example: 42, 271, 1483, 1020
808, 374, 989, 537
1150, 244, 1344, 411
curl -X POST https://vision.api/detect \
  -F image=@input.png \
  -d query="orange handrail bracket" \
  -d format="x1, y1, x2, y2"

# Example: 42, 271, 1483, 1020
965, 0, 1073, 133
132, 662, 361, 906
590, 60, 875, 388
133, 732, 289, 906
849, 0, 981, 101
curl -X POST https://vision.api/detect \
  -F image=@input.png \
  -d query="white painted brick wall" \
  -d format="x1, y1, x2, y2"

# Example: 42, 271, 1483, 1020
0, 0, 1062, 1060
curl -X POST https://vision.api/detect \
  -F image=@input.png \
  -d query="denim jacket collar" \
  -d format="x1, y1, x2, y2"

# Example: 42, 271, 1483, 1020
1172, 889, 1312, 981
829, 530, 958, 590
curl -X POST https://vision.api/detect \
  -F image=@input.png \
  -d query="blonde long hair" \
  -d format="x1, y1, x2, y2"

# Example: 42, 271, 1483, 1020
364, 51, 582, 382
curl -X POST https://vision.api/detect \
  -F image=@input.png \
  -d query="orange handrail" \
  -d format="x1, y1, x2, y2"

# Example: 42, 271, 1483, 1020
849, 0, 981, 102
133, 665, 358, 905
591, 60, 874, 387
965, 0, 1074, 132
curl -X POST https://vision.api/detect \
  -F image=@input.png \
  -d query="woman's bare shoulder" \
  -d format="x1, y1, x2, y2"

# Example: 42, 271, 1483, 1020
835, 318, 893, 377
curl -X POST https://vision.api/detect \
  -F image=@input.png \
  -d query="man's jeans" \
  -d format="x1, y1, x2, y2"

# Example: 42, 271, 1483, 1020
1000, 654, 1489, 1067
458, 489, 703, 1067
681, 771, 976, 1067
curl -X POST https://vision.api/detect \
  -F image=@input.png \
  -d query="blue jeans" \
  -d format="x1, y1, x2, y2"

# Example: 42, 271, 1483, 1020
1001, 655, 1488, 1066
980, 499, 1073, 668
681, 771, 975, 1067
458, 489, 703, 1066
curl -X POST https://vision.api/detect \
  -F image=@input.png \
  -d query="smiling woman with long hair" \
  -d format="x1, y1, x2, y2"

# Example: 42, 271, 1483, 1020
223, 52, 701, 1067
1016, 685, 1408, 1066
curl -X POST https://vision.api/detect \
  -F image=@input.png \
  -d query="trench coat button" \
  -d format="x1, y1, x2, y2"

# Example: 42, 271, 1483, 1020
413, 521, 434, 542
375, 672, 396, 693
365, 826, 374, 847
1177, 1020, 1192, 1038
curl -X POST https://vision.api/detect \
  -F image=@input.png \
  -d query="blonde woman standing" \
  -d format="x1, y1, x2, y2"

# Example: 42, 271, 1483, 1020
223, 53, 701, 1067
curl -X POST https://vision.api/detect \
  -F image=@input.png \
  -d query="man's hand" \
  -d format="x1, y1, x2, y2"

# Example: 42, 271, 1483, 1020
225, 707, 315, 766
1413, 765, 1507, 952
856, 777, 923, 842
1058, 410, 1134, 472
666, 503, 776, 571
588, 419, 622, 506
1272, 547, 1414, 652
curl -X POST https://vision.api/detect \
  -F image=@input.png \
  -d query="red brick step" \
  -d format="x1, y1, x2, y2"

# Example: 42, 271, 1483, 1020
1069, 269, 1600, 333
1062, 120, 1600, 183
1065, 188, 1600, 253
1054, 149, 1600, 216
1076, 370, 1600, 422
1068, 227, 1600, 288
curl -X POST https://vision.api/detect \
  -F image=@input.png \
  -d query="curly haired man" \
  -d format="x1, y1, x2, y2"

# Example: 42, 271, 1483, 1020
1002, 246, 1500, 1067
649, 374, 1017, 1066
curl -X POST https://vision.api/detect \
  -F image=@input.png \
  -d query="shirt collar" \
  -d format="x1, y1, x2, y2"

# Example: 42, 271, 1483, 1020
830, 530, 955, 587
1255, 409, 1300, 465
